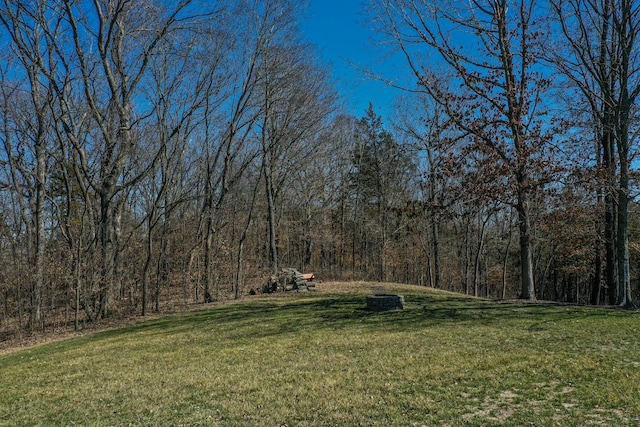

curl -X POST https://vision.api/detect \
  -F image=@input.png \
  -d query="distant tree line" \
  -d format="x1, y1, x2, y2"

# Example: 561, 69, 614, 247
0, 0, 638, 339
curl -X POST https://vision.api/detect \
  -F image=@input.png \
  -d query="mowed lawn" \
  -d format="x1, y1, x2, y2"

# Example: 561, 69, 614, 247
1, 282, 640, 426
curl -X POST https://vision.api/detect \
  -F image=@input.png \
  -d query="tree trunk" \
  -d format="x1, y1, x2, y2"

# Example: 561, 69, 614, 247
616, 120, 636, 309
98, 190, 115, 319
502, 217, 513, 300
74, 253, 81, 331
235, 173, 261, 299
591, 223, 603, 305
463, 218, 471, 295
203, 193, 214, 304
155, 222, 169, 313
264, 168, 278, 276
614, 0, 636, 310
427, 146, 441, 289
32, 135, 46, 328
431, 218, 441, 289
604, 130, 618, 305
379, 205, 387, 282
473, 213, 488, 297
517, 190, 536, 300
141, 215, 153, 316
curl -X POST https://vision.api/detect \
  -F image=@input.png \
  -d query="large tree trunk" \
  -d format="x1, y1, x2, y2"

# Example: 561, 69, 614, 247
517, 190, 536, 300
598, 0, 619, 306
616, 177, 633, 308
614, 0, 637, 310
603, 128, 618, 305
616, 110, 636, 309
502, 216, 513, 300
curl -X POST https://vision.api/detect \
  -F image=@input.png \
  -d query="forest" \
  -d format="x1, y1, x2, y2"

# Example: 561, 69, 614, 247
0, 0, 638, 339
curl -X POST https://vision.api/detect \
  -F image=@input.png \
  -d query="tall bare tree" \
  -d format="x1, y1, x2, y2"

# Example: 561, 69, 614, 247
195, 0, 269, 303
372, 0, 558, 300
255, 0, 336, 276
551, 0, 640, 309
0, 1, 60, 327
395, 97, 457, 289
137, 28, 223, 314
58, 0, 212, 317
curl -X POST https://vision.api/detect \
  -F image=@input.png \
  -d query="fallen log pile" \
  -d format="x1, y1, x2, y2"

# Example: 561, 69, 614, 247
259, 268, 317, 294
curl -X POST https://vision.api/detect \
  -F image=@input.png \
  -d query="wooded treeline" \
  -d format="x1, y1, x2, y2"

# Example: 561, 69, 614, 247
0, 0, 638, 338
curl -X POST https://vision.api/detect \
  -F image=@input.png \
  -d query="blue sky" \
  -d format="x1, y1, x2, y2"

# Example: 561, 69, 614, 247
302, 0, 404, 118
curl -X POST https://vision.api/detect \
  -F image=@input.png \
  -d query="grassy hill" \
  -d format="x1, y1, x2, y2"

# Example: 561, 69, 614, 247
1, 282, 640, 426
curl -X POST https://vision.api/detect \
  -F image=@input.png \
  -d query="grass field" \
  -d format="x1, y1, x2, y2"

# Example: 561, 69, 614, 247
1, 282, 640, 426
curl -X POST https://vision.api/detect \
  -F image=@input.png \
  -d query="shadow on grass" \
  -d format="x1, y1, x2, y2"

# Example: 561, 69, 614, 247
128, 292, 621, 342
1, 292, 624, 366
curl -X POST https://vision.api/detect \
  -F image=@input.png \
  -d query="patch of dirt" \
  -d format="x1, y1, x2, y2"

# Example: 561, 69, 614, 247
462, 390, 519, 424
460, 381, 633, 425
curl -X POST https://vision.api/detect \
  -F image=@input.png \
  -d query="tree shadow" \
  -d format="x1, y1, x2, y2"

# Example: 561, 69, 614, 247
1, 292, 623, 366
154, 292, 620, 341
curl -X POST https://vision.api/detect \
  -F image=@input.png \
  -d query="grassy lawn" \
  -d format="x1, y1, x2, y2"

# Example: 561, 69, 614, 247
1, 282, 640, 426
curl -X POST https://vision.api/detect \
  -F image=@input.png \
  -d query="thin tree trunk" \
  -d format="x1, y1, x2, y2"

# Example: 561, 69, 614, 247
141, 216, 153, 316
431, 218, 441, 289
592, 222, 603, 305
264, 169, 278, 276
155, 222, 169, 312
74, 242, 82, 331
98, 190, 115, 319
592, 138, 604, 305
473, 213, 489, 297
32, 136, 46, 328
203, 193, 214, 303
464, 219, 471, 295
379, 206, 386, 282
235, 174, 261, 299
502, 211, 513, 300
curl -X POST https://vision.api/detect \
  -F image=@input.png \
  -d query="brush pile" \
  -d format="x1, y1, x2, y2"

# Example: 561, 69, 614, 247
261, 268, 316, 293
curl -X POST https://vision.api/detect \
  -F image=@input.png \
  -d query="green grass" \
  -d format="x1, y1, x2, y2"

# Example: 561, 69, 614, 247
2, 282, 640, 426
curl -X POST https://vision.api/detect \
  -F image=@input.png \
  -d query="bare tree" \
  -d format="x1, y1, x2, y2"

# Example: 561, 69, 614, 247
57, 0, 213, 317
371, 0, 559, 300
0, 1, 60, 327
550, 0, 640, 309
137, 42, 215, 315
255, 0, 336, 276
395, 97, 456, 289
194, 0, 270, 303
0, 68, 37, 333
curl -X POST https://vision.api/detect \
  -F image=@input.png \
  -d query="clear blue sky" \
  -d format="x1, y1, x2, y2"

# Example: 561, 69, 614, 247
302, 0, 403, 119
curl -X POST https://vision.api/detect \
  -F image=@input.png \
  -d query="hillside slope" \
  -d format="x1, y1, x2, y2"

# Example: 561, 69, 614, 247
1, 282, 639, 426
